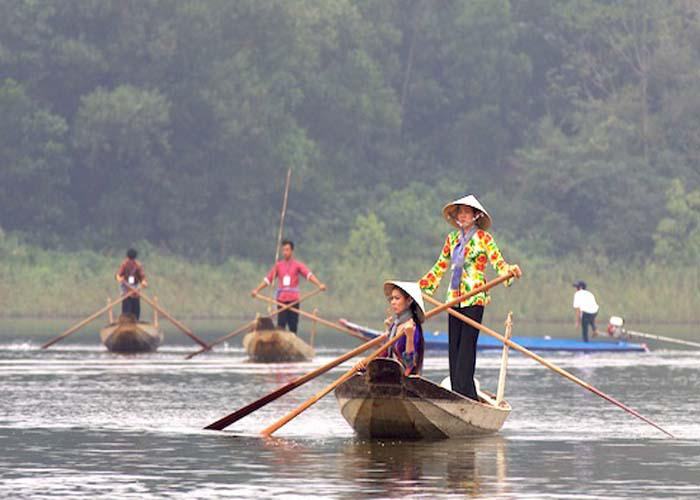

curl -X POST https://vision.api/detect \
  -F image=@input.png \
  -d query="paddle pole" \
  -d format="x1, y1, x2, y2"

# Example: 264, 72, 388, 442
625, 329, 700, 349
258, 272, 518, 436
261, 330, 407, 437
268, 167, 292, 314
121, 284, 208, 348
253, 293, 368, 341
185, 287, 323, 359
496, 312, 513, 405
423, 294, 675, 438
42, 291, 137, 349
204, 333, 389, 430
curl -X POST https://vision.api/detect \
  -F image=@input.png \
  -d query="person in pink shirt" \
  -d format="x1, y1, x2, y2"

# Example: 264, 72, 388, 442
251, 240, 326, 333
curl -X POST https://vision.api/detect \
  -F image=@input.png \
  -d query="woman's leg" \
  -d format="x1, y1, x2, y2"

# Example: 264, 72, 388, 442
451, 306, 484, 400
448, 311, 462, 386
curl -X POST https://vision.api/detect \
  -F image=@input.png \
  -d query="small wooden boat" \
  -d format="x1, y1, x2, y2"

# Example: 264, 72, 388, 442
334, 358, 511, 439
242, 316, 314, 363
100, 315, 164, 353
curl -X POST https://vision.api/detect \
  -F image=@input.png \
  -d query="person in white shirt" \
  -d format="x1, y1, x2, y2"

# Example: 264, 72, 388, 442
572, 280, 599, 342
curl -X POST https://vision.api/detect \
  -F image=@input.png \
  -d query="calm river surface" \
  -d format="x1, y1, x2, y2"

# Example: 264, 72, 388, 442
1, 319, 699, 499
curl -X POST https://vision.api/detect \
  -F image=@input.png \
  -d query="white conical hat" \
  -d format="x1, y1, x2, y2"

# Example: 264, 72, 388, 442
441, 194, 492, 230
383, 280, 425, 323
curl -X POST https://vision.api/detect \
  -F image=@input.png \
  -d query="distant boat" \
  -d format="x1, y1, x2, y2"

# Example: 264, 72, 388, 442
100, 315, 164, 353
334, 357, 510, 439
339, 319, 649, 353
242, 316, 314, 362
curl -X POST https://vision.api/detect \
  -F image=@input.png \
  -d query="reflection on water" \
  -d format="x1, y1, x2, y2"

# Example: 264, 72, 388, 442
1, 320, 700, 498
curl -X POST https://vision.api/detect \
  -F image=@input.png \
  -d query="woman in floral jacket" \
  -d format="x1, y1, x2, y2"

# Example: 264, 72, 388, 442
419, 194, 521, 400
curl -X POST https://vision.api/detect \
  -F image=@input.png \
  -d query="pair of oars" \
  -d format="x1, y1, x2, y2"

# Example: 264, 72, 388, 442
204, 272, 516, 431
185, 287, 325, 359
42, 285, 209, 349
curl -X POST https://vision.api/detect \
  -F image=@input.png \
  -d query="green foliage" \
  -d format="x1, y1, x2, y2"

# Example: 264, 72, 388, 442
653, 179, 700, 262
1, 0, 700, 322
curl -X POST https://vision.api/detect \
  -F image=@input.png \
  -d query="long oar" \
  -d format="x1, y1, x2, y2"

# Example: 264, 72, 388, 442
253, 293, 367, 341
423, 294, 675, 438
42, 290, 137, 349
261, 329, 408, 437
185, 287, 323, 359
204, 334, 389, 430
624, 329, 700, 349
122, 284, 208, 348
259, 272, 517, 436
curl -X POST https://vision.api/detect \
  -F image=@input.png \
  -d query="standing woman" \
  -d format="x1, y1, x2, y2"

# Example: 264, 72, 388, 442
383, 281, 426, 376
419, 195, 521, 400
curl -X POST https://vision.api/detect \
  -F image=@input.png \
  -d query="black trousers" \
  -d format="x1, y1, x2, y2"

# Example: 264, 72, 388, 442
581, 312, 597, 342
448, 305, 484, 400
277, 302, 300, 333
122, 296, 141, 320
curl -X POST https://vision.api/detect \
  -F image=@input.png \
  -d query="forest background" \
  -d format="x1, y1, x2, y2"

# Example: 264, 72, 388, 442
1, 0, 698, 323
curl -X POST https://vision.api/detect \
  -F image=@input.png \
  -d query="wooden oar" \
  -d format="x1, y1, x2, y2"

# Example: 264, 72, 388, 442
259, 272, 517, 436
185, 287, 323, 359
253, 293, 368, 341
41, 290, 137, 349
122, 284, 208, 348
261, 329, 408, 437
624, 329, 700, 349
422, 294, 675, 438
204, 333, 389, 430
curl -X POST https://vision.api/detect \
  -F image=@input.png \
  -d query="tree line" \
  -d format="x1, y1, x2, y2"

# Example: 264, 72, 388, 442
1, 0, 699, 269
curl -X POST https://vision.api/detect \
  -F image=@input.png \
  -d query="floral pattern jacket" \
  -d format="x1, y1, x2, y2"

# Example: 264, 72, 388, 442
419, 229, 515, 307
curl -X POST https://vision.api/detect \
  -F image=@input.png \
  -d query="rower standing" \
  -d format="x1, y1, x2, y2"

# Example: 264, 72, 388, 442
419, 195, 521, 401
115, 248, 148, 320
251, 240, 326, 334
573, 280, 600, 342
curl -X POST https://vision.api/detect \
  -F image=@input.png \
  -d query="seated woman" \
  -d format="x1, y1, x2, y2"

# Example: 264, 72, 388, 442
383, 280, 426, 376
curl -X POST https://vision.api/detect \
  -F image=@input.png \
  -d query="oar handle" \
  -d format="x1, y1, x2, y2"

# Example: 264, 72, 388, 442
204, 334, 388, 430
253, 293, 366, 341
423, 294, 674, 438
261, 329, 405, 437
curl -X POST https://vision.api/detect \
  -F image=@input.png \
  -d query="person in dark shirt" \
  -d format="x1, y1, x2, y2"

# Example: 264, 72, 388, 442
115, 248, 148, 320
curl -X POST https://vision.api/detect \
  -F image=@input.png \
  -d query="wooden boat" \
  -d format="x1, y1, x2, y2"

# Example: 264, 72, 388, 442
100, 314, 164, 353
340, 319, 649, 353
334, 357, 511, 439
242, 316, 314, 363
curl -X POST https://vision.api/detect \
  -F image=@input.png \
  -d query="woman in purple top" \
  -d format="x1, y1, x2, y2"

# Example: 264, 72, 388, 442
383, 280, 425, 376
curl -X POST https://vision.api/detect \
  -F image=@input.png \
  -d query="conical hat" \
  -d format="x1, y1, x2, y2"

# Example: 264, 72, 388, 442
383, 280, 425, 323
441, 194, 492, 230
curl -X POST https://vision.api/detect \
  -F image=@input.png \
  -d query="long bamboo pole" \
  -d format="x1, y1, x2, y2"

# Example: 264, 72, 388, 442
41, 291, 137, 349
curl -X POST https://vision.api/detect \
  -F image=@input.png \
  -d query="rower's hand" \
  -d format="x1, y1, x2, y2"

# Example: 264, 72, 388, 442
318, 283, 327, 291
510, 265, 523, 279
141, 280, 148, 288
355, 360, 367, 372
251, 290, 258, 298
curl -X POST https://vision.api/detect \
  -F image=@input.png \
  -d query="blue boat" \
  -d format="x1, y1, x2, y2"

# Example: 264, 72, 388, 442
339, 319, 649, 353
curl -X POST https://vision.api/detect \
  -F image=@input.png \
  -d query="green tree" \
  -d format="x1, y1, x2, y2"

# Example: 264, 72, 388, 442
653, 179, 700, 262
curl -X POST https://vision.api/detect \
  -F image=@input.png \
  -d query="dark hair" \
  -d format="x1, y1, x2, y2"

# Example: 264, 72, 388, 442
281, 239, 294, 250
126, 248, 138, 259
391, 285, 423, 325
573, 280, 586, 290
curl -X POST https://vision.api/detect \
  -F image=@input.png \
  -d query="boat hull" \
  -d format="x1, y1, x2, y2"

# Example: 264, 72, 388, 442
340, 319, 648, 353
100, 320, 163, 353
243, 329, 314, 363
335, 358, 510, 439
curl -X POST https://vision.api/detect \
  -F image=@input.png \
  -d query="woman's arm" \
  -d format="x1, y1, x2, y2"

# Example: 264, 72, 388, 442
418, 234, 452, 295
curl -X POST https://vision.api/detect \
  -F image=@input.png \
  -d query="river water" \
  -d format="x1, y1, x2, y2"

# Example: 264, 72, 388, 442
1, 319, 699, 499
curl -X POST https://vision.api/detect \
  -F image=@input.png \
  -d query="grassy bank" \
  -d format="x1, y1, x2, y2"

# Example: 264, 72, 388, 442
0, 235, 698, 323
